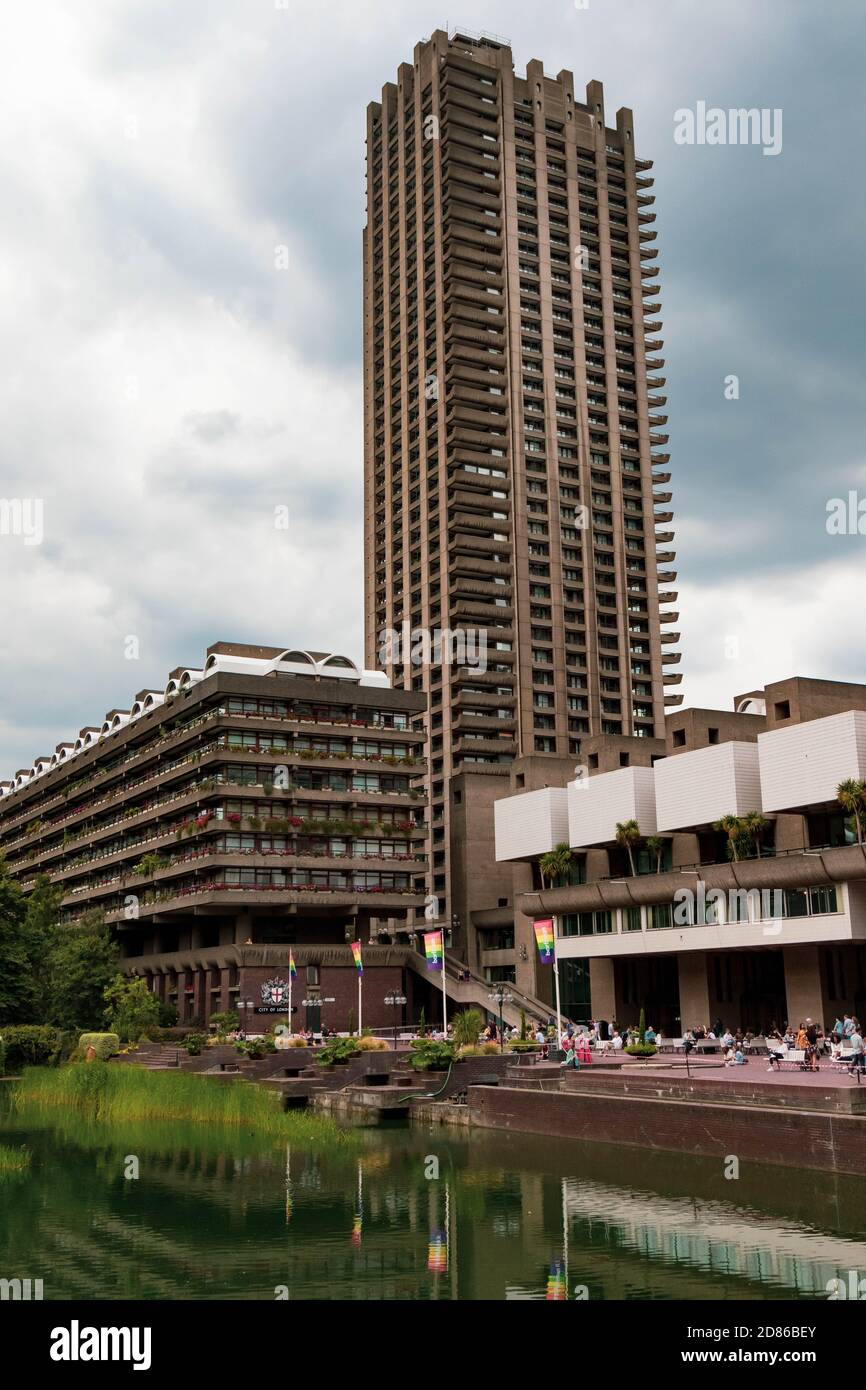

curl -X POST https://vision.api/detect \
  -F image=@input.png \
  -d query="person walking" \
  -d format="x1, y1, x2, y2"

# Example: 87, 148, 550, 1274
848, 1020, 865, 1077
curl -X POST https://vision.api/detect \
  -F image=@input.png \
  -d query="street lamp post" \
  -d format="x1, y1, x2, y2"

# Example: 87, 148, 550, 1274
384, 992, 407, 1050
301, 995, 336, 1043
488, 985, 514, 1054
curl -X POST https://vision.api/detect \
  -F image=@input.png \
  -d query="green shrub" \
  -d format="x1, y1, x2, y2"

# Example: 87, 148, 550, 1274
208, 1011, 239, 1040
235, 1037, 276, 1060
408, 1039, 455, 1071
452, 1008, 483, 1047
183, 1032, 208, 1057
77, 1032, 121, 1062
457, 1042, 500, 1057
0, 1025, 67, 1073
624, 1043, 657, 1057
507, 1039, 538, 1053
317, 1037, 362, 1067
0, 1039, 5, 1076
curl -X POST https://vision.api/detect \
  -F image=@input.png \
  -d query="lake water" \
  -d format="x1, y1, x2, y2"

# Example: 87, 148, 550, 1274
2, 1092, 865, 1301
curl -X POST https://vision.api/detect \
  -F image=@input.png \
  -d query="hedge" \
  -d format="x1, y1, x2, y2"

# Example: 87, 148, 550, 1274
77, 1033, 121, 1062
0, 1025, 73, 1074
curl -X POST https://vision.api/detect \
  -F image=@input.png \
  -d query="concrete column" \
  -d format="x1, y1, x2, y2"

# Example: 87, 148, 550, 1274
176, 970, 188, 1023
589, 957, 616, 1022
234, 912, 253, 944
219, 967, 232, 1014
672, 832, 700, 869
194, 969, 209, 1023
585, 848, 610, 882
678, 953, 711, 1033
775, 814, 808, 852
783, 944, 824, 1026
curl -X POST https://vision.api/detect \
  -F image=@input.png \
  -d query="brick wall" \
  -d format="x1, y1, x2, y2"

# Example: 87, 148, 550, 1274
468, 1085, 866, 1177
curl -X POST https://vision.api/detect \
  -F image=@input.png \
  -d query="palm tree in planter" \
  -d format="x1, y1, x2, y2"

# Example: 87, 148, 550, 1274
837, 779, 866, 845
741, 811, 769, 858
615, 820, 642, 876
645, 835, 666, 874
714, 814, 746, 862
539, 842, 574, 889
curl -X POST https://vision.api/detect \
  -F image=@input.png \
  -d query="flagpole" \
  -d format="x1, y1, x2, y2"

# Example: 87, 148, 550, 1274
358, 971, 363, 1035
441, 954, 448, 1035
553, 914, 563, 1047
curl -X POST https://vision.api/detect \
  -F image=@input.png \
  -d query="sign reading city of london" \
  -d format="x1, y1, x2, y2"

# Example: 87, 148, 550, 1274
255, 977, 291, 1014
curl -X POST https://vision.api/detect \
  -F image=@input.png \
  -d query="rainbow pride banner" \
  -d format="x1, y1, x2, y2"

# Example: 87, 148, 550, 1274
427, 1230, 447, 1273
289, 952, 297, 979
351, 940, 363, 974
534, 918, 556, 964
423, 929, 444, 972
546, 1260, 567, 1301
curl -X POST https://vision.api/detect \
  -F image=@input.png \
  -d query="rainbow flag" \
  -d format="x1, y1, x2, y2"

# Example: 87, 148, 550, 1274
423, 929, 444, 972
546, 1260, 567, 1301
289, 952, 297, 979
427, 1230, 447, 1273
534, 918, 555, 964
351, 940, 363, 974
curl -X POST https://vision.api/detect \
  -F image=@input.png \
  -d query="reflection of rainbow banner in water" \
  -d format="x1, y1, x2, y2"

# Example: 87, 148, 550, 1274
427, 1230, 447, 1273
351, 941, 363, 974
546, 1260, 566, 1300
352, 1208, 363, 1246
423, 929, 444, 972
534, 918, 555, 964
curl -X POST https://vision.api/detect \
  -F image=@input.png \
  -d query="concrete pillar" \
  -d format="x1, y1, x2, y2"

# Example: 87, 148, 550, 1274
784, 944, 824, 1027
589, 958, 616, 1022
176, 970, 188, 1023
678, 953, 711, 1033
192, 969, 207, 1023
775, 813, 808, 852
585, 848, 610, 882
219, 967, 232, 1014
234, 912, 253, 944
672, 832, 700, 869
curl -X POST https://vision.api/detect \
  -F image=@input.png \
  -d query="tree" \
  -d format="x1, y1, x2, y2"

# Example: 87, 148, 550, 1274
741, 811, 768, 859
18, 874, 63, 1020
0, 856, 31, 1023
714, 814, 746, 863
615, 820, 642, 876
46, 909, 119, 1032
452, 1008, 483, 1047
645, 835, 666, 874
103, 974, 161, 1042
837, 779, 866, 845
539, 842, 574, 888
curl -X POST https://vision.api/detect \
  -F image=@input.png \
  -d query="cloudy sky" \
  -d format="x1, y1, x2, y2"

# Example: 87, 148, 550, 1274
0, 0, 864, 773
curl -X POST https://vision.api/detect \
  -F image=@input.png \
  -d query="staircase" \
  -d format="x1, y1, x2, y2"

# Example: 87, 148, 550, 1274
405, 950, 552, 1030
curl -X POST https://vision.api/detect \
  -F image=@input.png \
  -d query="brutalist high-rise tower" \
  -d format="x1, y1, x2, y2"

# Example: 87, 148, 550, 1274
363, 29, 680, 969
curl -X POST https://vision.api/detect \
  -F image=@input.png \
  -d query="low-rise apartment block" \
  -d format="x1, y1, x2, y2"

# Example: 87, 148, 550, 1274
494, 676, 866, 1032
